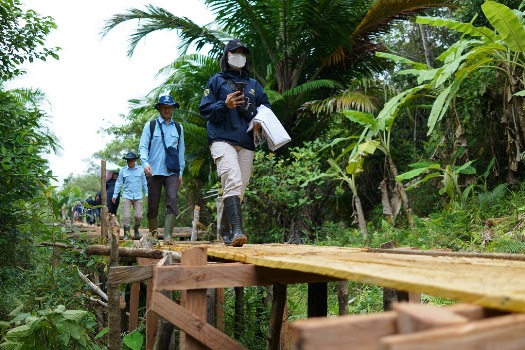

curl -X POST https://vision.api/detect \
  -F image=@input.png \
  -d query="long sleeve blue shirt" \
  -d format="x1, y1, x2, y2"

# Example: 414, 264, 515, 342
138, 116, 185, 176
112, 165, 148, 200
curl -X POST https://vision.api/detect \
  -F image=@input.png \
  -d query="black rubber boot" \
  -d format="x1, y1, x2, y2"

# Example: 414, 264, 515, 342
133, 223, 142, 240
123, 226, 131, 240
223, 196, 247, 247
219, 213, 232, 245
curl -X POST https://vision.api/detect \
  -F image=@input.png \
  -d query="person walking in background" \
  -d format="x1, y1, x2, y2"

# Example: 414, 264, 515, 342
74, 201, 83, 224
94, 191, 101, 226
199, 39, 271, 247
112, 152, 148, 240
85, 195, 95, 225
138, 95, 185, 244
106, 171, 120, 215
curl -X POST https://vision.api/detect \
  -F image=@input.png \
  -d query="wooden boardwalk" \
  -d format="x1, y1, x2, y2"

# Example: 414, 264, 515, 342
101, 241, 525, 349
160, 243, 525, 313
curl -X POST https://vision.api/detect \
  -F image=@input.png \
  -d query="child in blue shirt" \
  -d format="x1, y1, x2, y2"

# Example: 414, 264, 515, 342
112, 152, 148, 240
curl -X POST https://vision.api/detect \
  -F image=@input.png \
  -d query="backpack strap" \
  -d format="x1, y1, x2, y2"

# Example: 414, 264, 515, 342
150, 119, 182, 150
148, 120, 156, 151
224, 77, 237, 91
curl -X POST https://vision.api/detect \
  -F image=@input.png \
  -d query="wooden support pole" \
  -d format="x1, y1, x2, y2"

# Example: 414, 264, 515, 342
191, 205, 200, 241
154, 256, 175, 350
146, 279, 159, 350
307, 282, 327, 318
101, 160, 107, 239
129, 283, 140, 332
108, 226, 121, 350
180, 247, 208, 349
267, 284, 287, 350
215, 288, 225, 331
234, 287, 244, 340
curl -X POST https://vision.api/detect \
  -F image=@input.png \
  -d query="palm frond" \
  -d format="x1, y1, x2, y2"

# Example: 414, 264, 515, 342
101, 5, 223, 57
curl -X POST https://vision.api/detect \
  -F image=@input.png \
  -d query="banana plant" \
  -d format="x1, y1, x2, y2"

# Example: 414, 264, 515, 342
395, 160, 477, 206
376, 0, 525, 183
342, 107, 416, 228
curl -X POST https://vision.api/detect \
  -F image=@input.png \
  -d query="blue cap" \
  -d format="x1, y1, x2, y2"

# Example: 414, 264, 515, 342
122, 151, 139, 160
154, 95, 180, 110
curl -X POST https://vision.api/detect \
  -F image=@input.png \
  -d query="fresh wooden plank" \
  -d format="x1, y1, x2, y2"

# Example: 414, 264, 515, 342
151, 291, 246, 350
290, 304, 505, 350
160, 243, 525, 313
393, 302, 468, 334
153, 263, 340, 291
290, 311, 398, 350
379, 313, 525, 350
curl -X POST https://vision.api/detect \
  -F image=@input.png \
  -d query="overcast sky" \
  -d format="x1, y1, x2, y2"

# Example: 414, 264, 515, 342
8, 0, 214, 187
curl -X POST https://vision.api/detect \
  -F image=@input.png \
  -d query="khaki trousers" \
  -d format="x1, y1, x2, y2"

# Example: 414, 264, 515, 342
210, 141, 254, 200
121, 198, 144, 227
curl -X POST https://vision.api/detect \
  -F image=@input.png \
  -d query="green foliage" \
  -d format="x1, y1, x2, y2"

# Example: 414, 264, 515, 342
220, 287, 270, 349
243, 141, 328, 243
0, 89, 58, 215
0, 304, 102, 350
0, 0, 60, 80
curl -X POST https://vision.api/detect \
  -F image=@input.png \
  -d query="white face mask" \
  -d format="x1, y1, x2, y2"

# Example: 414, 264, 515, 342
228, 53, 246, 70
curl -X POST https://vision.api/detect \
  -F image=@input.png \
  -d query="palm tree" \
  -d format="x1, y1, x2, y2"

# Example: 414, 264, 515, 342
101, 0, 456, 144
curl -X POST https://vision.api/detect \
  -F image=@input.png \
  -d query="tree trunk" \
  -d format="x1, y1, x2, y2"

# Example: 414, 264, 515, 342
353, 195, 368, 240
418, 23, 433, 68
386, 156, 415, 228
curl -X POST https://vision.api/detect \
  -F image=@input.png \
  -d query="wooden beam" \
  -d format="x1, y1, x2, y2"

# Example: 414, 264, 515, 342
109, 266, 153, 284
86, 245, 165, 259
180, 247, 208, 349
380, 313, 525, 350
393, 302, 468, 334
291, 311, 398, 350
153, 264, 341, 291
151, 291, 247, 350
290, 304, 490, 350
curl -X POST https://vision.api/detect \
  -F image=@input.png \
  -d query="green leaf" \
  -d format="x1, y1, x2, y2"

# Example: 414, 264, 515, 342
417, 16, 497, 41
395, 163, 441, 181
123, 330, 144, 350
5, 324, 31, 339
342, 110, 378, 130
482, 0, 525, 52
375, 52, 427, 70
0, 340, 24, 350
62, 310, 88, 321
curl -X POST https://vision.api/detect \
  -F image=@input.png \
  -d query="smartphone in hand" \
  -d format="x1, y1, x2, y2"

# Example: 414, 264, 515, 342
235, 82, 246, 94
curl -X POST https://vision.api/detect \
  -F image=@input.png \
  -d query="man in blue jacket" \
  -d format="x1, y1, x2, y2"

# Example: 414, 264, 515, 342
138, 96, 185, 244
199, 39, 271, 247
112, 152, 148, 240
